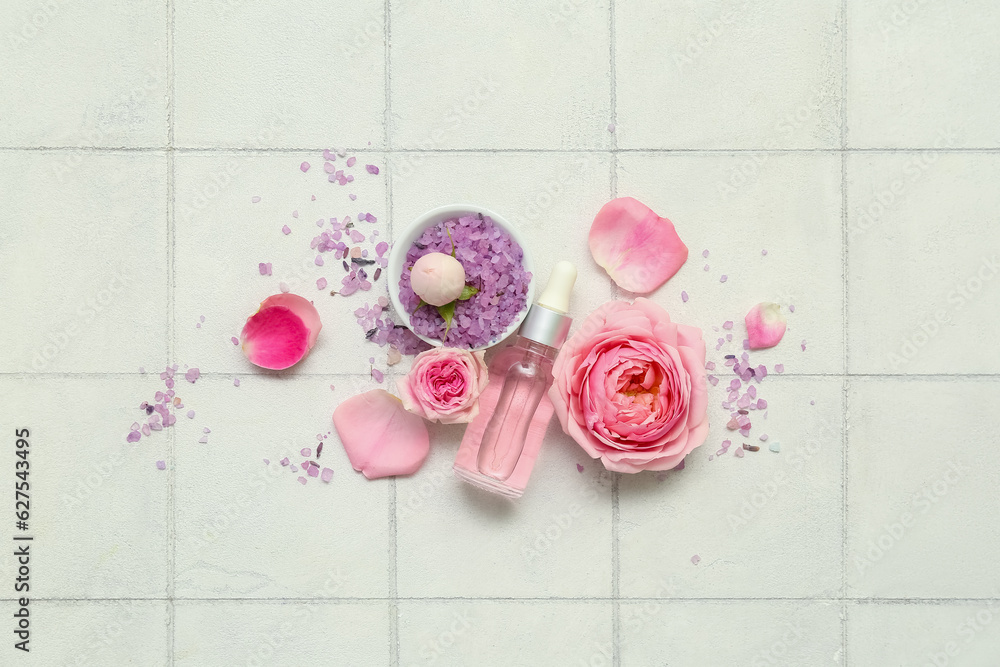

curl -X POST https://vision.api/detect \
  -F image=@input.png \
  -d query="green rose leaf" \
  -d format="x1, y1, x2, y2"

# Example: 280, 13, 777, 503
458, 285, 479, 301
437, 301, 456, 341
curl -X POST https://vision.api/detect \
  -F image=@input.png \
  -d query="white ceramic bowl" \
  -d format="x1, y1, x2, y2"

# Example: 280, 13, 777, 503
387, 204, 536, 351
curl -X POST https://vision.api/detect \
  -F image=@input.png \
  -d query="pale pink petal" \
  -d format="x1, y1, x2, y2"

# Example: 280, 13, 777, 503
745, 302, 787, 349
240, 294, 322, 370
333, 389, 429, 479
589, 197, 688, 294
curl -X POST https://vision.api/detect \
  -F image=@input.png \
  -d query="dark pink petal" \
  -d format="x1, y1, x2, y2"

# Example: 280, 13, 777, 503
589, 197, 688, 293
240, 294, 322, 370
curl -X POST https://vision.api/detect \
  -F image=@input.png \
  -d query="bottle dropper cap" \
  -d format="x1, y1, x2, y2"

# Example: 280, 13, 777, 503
519, 261, 577, 348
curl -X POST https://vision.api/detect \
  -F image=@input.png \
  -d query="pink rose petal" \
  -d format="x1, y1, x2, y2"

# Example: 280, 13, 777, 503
589, 197, 688, 293
333, 389, 430, 479
745, 302, 787, 349
240, 294, 322, 370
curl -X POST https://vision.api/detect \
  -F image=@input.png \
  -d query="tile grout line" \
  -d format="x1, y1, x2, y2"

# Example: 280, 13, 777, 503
840, 0, 849, 663
166, 0, 176, 663
19, 596, 1000, 604
6, 146, 1000, 154
385, 2, 399, 665
609, 2, 621, 666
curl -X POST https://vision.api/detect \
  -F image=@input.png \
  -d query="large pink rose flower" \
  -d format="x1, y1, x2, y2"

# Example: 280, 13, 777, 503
549, 298, 708, 473
397, 348, 489, 424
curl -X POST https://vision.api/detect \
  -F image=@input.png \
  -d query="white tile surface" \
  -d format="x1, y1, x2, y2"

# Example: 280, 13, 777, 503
0, 601, 170, 666
390, 0, 611, 150
620, 600, 842, 666
0, 1, 168, 147
616, 0, 842, 149
847, 153, 1000, 374
174, 601, 390, 666
396, 421, 613, 598
174, 376, 390, 599
848, 0, 1000, 148
848, 602, 1000, 666
847, 379, 1000, 598
0, 151, 169, 373
3, 0, 999, 663
617, 152, 844, 374
173, 0, 386, 148
619, 378, 843, 599
0, 378, 169, 599
398, 601, 613, 667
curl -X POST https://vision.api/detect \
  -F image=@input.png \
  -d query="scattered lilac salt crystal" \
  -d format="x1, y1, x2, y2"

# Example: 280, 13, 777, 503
720, 275, 728, 283
702, 249, 709, 258
198, 436, 208, 444
317, 277, 328, 290
259, 263, 272, 276
282, 225, 291, 235
349, 193, 357, 201
279, 282, 290, 293
252, 196, 261, 203
231, 336, 239, 345
801, 340, 807, 351
185, 368, 200, 383
301, 448, 311, 457
723, 321, 733, 330
126, 431, 141, 443
704, 264, 709, 271
346, 156, 356, 167
789, 305, 795, 313
321, 467, 334, 482
775, 364, 784, 373
186, 410, 195, 419
734, 448, 745, 458
233, 378, 240, 387
576, 463, 585, 473
300, 162, 310, 172
691, 555, 701, 565
280, 457, 290, 466
759, 434, 769, 442
297, 477, 307, 485
681, 290, 689, 303
371, 368, 384, 383
156, 460, 166, 470
365, 164, 379, 175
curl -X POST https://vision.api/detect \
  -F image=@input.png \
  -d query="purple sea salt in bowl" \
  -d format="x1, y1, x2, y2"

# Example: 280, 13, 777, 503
388, 204, 535, 351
